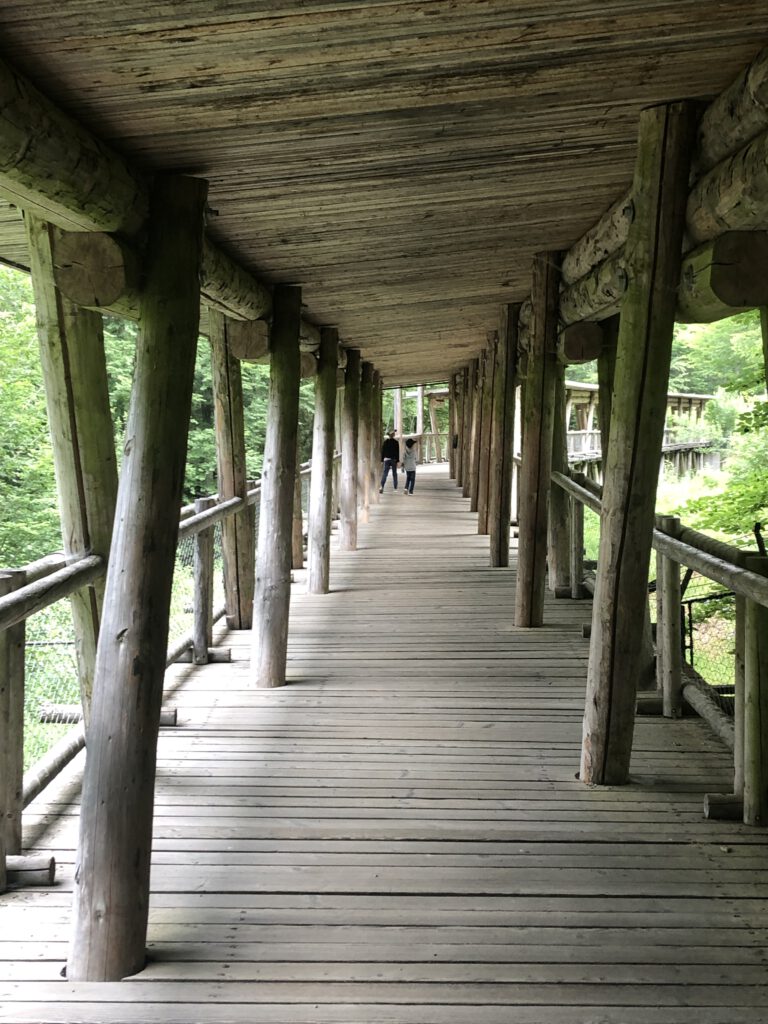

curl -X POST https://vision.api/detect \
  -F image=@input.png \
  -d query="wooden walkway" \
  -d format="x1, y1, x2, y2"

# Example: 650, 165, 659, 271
3, 465, 768, 1022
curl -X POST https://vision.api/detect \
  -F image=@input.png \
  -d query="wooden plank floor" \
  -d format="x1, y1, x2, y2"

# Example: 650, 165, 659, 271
3, 464, 768, 1022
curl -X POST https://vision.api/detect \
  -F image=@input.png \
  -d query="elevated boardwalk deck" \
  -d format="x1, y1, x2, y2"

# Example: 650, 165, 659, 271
2, 465, 768, 1022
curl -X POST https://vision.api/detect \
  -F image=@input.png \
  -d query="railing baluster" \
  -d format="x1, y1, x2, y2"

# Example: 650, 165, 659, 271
1, 570, 26, 872
744, 555, 768, 826
656, 515, 683, 718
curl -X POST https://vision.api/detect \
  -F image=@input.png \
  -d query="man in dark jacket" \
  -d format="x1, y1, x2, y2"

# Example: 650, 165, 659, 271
380, 430, 400, 492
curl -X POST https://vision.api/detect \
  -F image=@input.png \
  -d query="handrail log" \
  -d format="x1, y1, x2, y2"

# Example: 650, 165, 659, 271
176, 495, 244, 540
551, 470, 767, 605
0, 555, 104, 633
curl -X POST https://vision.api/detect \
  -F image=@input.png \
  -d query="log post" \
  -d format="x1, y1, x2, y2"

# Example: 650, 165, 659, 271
340, 349, 361, 551
656, 516, 683, 718
251, 286, 302, 688
358, 362, 373, 525
462, 362, 477, 498
370, 370, 381, 505
292, 450, 304, 570
744, 556, 768, 826
416, 385, 424, 436
192, 498, 215, 665
394, 386, 403, 442
68, 175, 207, 981
307, 328, 339, 594
455, 371, 466, 487
548, 361, 571, 592
210, 312, 256, 629
581, 103, 695, 786
25, 217, 119, 725
448, 375, 456, 479
469, 352, 485, 512
515, 251, 561, 627
477, 334, 496, 534
428, 396, 441, 462
569, 498, 585, 599
0, 571, 25, 864
735, 595, 746, 798
489, 304, 519, 567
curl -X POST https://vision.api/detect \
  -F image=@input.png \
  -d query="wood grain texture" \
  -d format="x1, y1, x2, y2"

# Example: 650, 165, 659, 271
0, 6, 765, 381
68, 174, 207, 981
307, 328, 339, 595
6, 465, 768, 1019
582, 104, 696, 787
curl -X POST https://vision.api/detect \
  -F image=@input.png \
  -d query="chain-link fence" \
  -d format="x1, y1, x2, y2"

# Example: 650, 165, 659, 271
21, 516, 230, 772
680, 571, 736, 715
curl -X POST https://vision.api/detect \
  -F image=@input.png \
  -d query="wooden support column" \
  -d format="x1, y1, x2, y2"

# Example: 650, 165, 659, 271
68, 175, 207, 981
455, 371, 466, 487
597, 317, 619, 457
292, 451, 304, 570
477, 333, 497, 534
548, 361, 571, 592
358, 362, 374, 525
307, 328, 339, 595
462, 362, 476, 498
210, 312, 256, 629
744, 556, 768, 826
656, 516, 683, 717
251, 286, 302, 689
416, 385, 424, 435
25, 217, 119, 725
469, 352, 485, 512
0, 570, 25, 864
489, 304, 519, 567
448, 375, 457, 479
514, 251, 561, 627
581, 103, 695, 786
394, 386, 403, 442
428, 396, 441, 462
370, 371, 381, 505
339, 349, 361, 551
193, 498, 215, 665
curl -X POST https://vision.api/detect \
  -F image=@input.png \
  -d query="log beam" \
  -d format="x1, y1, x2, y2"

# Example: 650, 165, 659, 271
581, 103, 695, 787
548, 362, 571, 592
68, 175, 207, 981
307, 328, 339, 594
251, 286, 302, 688
677, 231, 768, 322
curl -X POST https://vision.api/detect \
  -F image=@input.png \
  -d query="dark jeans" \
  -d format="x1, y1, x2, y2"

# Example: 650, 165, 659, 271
405, 470, 415, 494
380, 458, 398, 489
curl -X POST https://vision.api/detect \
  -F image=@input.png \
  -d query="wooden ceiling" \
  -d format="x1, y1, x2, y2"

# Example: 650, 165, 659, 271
0, 1, 767, 384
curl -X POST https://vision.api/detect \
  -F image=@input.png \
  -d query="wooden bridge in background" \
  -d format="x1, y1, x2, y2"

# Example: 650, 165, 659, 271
2, 466, 768, 1023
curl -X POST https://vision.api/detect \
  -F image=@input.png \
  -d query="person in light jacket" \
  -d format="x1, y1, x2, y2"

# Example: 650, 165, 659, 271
402, 437, 418, 495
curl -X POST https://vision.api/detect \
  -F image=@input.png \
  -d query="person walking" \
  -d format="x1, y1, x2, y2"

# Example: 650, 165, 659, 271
402, 437, 417, 495
380, 429, 400, 492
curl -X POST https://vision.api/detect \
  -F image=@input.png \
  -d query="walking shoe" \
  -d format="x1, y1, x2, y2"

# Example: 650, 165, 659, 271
379, 487, 383, 493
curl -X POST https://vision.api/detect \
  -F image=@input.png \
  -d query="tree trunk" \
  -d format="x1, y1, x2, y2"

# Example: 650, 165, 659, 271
581, 103, 695, 786
251, 286, 302, 688
68, 175, 207, 981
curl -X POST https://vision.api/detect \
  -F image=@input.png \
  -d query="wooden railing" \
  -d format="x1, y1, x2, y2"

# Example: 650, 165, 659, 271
552, 467, 768, 825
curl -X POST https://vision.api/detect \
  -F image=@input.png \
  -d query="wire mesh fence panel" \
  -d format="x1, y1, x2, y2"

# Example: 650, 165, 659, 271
24, 601, 80, 770
167, 531, 196, 649
682, 571, 736, 701
213, 521, 225, 613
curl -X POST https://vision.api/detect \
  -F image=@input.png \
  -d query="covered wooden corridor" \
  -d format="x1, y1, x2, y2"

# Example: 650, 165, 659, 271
3, 465, 768, 1023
